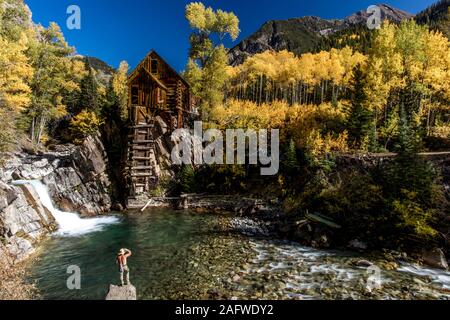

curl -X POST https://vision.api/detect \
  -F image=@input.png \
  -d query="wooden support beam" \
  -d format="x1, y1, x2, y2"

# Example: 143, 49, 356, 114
131, 173, 153, 177
130, 124, 154, 129
132, 146, 153, 151
129, 140, 155, 144
129, 166, 153, 170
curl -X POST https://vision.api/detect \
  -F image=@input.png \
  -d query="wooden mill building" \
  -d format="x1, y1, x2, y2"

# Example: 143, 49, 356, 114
126, 50, 192, 202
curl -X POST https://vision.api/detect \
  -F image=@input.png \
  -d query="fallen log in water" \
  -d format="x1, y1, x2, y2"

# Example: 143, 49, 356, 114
306, 212, 342, 229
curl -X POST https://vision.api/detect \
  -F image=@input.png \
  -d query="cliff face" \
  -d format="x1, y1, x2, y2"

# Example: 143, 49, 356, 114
0, 133, 113, 260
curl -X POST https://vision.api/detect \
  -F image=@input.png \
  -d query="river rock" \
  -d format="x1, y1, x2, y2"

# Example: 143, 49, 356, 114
421, 248, 448, 270
106, 285, 137, 300
348, 239, 368, 251
351, 259, 374, 268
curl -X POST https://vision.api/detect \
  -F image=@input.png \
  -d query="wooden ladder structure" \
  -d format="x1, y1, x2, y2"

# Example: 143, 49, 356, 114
127, 107, 157, 197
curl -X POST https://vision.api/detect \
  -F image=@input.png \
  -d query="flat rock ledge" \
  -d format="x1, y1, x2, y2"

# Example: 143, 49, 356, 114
105, 285, 137, 300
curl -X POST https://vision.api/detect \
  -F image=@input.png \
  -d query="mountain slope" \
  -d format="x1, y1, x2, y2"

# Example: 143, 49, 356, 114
228, 16, 346, 66
415, 0, 450, 38
85, 56, 116, 86
228, 3, 413, 66
73, 55, 116, 86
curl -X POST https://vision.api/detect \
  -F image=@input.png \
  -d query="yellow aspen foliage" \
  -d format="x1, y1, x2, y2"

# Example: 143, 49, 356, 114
365, 57, 391, 112
365, 22, 404, 113
227, 47, 367, 105
274, 50, 299, 85
211, 99, 289, 130
311, 51, 331, 84
185, 2, 209, 32
337, 46, 367, 85
0, 32, 33, 111
112, 60, 129, 121
423, 30, 450, 99
211, 99, 349, 158
69, 110, 103, 145
185, 2, 239, 41
297, 52, 316, 85
70, 59, 88, 86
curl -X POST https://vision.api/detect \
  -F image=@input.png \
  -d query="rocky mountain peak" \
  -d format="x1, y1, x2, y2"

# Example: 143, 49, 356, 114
344, 3, 413, 24
228, 3, 416, 66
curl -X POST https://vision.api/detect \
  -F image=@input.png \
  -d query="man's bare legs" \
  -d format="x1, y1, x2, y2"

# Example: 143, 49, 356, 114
120, 266, 130, 286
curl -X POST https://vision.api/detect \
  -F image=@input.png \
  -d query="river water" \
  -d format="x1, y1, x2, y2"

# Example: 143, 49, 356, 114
29, 209, 450, 300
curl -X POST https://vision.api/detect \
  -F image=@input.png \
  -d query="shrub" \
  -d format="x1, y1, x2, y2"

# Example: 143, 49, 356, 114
0, 112, 15, 152
392, 190, 438, 238
196, 164, 247, 194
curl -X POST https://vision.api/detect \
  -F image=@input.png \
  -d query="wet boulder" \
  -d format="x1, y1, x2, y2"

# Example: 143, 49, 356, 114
351, 259, 374, 268
422, 248, 448, 270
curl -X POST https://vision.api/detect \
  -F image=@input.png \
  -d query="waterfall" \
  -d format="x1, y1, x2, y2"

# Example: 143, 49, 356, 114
13, 180, 119, 237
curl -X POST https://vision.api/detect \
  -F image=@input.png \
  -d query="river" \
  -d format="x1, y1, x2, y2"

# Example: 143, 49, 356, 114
28, 209, 450, 300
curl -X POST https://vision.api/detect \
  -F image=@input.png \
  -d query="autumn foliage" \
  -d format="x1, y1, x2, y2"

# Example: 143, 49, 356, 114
216, 20, 450, 155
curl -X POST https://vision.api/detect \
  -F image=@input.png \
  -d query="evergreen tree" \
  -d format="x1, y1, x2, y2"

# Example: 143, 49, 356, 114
78, 58, 100, 115
346, 65, 372, 149
102, 78, 118, 115
179, 164, 196, 193
388, 106, 436, 205
283, 138, 300, 174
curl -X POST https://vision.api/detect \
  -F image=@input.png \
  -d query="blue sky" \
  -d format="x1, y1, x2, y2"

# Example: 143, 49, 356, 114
25, 0, 438, 72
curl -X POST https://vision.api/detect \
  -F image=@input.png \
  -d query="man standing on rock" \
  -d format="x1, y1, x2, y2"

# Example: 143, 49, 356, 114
116, 248, 132, 286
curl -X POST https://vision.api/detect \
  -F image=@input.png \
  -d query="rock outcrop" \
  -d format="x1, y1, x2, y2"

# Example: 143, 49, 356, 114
105, 285, 137, 300
1, 134, 112, 217
0, 181, 56, 260
0, 133, 114, 260
344, 4, 412, 25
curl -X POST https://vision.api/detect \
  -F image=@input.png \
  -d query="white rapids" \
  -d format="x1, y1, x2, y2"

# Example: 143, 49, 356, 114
13, 180, 119, 237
